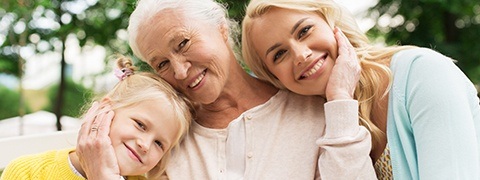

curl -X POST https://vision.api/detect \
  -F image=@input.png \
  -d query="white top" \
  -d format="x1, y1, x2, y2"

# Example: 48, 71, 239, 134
165, 90, 376, 179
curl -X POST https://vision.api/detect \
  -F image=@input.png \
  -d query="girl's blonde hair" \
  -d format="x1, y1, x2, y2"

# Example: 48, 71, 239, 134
242, 0, 414, 149
94, 56, 194, 178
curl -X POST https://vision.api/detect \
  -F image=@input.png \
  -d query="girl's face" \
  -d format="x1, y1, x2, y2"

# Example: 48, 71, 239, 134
250, 8, 338, 96
109, 98, 179, 176
136, 9, 233, 104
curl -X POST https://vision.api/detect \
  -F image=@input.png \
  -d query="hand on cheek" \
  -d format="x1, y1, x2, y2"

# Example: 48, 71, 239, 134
76, 101, 121, 179
325, 27, 361, 101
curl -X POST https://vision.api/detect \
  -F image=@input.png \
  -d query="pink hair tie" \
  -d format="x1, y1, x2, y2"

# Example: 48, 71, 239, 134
114, 68, 134, 80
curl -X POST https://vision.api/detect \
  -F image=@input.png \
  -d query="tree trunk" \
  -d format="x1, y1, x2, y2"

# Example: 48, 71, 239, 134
54, 34, 67, 131
443, 11, 458, 43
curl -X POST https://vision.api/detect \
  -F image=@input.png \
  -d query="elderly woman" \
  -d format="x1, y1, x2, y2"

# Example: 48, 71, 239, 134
75, 0, 376, 179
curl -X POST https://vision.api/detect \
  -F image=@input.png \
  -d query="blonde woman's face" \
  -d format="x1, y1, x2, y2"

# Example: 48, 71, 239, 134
250, 8, 338, 96
109, 98, 179, 175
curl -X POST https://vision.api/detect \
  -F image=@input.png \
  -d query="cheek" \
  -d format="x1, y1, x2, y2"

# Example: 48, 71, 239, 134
108, 133, 124, 148
162, 75, 181, 90
269, 62, 290, 77
149, 150, 165, 166
311, 31, 336, 50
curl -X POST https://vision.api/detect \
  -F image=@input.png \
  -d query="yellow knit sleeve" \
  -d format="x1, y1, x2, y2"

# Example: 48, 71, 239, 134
0, 154, 37, 180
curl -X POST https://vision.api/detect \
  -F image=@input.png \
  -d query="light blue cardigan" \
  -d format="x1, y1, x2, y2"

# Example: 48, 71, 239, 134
387, 48, 480, 179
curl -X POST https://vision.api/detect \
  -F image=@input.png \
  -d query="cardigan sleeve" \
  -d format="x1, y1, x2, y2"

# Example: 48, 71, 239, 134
403, 48, 480, 179
316, 99, 377, 180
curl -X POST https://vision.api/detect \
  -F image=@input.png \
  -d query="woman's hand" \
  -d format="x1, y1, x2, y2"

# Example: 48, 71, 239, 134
76, 101, 121, 179
325, 27, 361, 101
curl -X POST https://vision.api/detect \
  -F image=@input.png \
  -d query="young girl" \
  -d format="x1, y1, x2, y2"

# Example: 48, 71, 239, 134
242, 0, 480, 179
1, 56, 193, 180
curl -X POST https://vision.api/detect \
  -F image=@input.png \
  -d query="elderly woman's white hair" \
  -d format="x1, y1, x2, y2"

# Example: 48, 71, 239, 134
127, 0, 240, 62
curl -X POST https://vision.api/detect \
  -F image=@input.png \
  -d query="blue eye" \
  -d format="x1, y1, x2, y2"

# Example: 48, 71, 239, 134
298, 25, 312, 38
135, 120, 146, 130
273, 50, 287, 62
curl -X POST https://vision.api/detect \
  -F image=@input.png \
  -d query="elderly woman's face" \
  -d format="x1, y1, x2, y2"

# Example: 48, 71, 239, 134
136, 10, 232, 104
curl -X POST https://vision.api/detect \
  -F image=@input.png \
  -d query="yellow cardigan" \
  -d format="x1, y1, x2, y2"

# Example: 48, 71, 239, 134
1, 148, 146, 180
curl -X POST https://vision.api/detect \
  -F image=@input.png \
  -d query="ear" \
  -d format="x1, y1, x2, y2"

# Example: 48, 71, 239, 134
220, 23, 229, 42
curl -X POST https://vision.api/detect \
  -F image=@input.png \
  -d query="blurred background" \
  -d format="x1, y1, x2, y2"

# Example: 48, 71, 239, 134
0, 0, 479, 138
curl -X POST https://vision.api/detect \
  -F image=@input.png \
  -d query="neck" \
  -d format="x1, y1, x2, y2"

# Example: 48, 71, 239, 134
195, 66, 278, 128
68, 151, 86, 178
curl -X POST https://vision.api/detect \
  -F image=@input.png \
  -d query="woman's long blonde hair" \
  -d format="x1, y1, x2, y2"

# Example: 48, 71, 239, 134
242, 0, 414, 149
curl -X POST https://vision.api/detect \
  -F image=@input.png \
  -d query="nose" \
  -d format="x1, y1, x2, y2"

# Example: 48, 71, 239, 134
137, 138, 151, 153
171, 58, 191, 80
293, 44, 312, 66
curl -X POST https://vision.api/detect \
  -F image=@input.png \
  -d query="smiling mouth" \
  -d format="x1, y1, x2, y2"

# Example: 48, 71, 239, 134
189, 70, 206, 88
299, 53, 328, 80
125, 143, 143, 163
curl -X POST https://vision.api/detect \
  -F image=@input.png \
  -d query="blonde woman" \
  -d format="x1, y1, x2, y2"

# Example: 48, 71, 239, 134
242, 0, 480, 179
1, 57, 193, 180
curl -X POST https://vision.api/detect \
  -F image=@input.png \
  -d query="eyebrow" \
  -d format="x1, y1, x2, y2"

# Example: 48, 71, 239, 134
147, 36, 177, 64
147, 53, 157, 65
265, 17, 309, 58
291, 18, 308, 35
265, 43, 281, 58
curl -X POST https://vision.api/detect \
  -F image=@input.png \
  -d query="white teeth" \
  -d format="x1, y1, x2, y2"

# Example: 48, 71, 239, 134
189, 71, 205, 88
302, 60, 324, 78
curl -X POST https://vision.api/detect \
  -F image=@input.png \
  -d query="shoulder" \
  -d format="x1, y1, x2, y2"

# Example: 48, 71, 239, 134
254, 89, 325, 112
253, 90, 326, 123
281, 90, 326, 105
1, 149, 71, 178
390, 47, 475, 106
1, 153, 43, 178
390, 47, 459, 87
391, 47, 456, 74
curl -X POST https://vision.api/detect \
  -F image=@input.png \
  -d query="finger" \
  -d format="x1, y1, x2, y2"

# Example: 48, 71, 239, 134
78, 102, 100, 141
82, 101, 99, 127
98, 110, 114, 138
89, 102, 111, 134
336, 28, 358, 59
90, 110, 107, 137
335, 28, 349, 57
340, 30, 357, 58
342, 29, 354, 49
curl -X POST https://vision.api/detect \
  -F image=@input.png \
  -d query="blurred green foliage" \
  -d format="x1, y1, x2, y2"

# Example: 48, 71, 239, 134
0, 85, 31, 119
43, 78, 95, 118
0, 0, 137, 123
367, 0, 480, 90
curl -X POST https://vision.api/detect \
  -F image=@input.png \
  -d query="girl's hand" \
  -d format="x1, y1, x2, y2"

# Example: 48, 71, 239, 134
76, 102, 121, 179
325, 28, 361, 101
